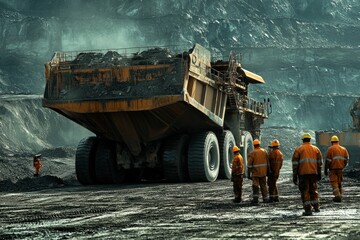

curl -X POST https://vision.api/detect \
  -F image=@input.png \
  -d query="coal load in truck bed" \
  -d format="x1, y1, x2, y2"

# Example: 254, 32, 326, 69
70, 48, 177, 69
56, 48, 185, 100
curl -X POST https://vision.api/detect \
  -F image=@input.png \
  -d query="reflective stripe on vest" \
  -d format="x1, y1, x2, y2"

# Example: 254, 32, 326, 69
298, 158, 321, 164
252, 163, 268, 168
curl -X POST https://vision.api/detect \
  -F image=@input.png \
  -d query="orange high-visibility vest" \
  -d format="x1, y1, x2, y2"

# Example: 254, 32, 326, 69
269, 148, 283, 177
292, 142, 322, 175
326, 143, 349, 170
248, 147, 269, 177
232, 153, 244, 175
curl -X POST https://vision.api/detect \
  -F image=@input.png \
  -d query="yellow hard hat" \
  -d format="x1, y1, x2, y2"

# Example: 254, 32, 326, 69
302, 133, 311, 139
232, 146, 240, 152
253, 139, 260, 145
331, 135, 339, 142
271, 139, 280, 147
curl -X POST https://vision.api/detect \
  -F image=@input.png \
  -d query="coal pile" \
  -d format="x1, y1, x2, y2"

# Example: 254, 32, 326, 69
0, 175, 65, 192
344, 169, 360, 181
131, 47, 176, 65
71, 51, 129, 69
70, 48, 177, 69
55, 47, 184, 100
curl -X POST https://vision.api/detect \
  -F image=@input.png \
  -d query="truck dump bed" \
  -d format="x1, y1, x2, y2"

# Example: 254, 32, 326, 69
43, 44, 267, 156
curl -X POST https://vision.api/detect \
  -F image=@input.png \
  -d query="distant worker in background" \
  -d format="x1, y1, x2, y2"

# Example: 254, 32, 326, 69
267, 139, 284, 202
325, 135, 349, 202
33, 154, 43, 177
247, 139, 270, 204
231, 146, 244, 203
292, 133, 323, 216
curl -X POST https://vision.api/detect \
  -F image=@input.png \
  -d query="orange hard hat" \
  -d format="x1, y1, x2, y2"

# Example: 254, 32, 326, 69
271, 139, 280, 147
232, 146, 240, 152
253, 139, 260, 145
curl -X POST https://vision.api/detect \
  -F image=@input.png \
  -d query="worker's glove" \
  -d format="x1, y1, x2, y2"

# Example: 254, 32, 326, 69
317, 173, 322, 181
292, 174, 298, 185
324, 168, 328, 176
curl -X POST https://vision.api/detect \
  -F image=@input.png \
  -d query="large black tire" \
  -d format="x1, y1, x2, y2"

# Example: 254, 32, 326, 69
75, 136, 98, 185
188, 131, 220, 182
241, 131, 253, 177
218, 130, 236, 179
163, 135, 190, 182
95, 139, 125, 184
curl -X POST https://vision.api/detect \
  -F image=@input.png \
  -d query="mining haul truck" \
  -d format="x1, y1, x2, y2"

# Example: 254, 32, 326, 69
316, 98, 360, 170
43, 43, 271, 184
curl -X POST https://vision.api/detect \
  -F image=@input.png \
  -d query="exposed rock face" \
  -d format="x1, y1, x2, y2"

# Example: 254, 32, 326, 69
0, 0, 359, 152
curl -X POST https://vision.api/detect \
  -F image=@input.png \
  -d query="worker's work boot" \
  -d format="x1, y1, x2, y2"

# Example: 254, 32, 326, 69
333, 196, 342, 202
262, 197, 270, 203
233, 197, 241, 203
274, 197, 279, 202
302, 209, 313, 216
313, 207, 320, 212
251, 197, 259, 205
33, 173, 39, 177
268, 197, 274, 203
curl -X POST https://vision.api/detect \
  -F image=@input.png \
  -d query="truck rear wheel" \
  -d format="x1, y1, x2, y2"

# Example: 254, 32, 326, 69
75, 136, 98, 185
241, 131, 253, 177
163, 134, 190, 182
95, 139, 125, 184
218, 130, 235, 179
188, 131, 220, 182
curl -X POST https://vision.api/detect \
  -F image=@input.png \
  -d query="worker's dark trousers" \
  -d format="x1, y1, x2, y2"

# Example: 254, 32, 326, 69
299, 174, 319, 211
267, 175, 279, 200
233, 175, 243, 200
329, 169, 343, 197
252, 176, 268, 201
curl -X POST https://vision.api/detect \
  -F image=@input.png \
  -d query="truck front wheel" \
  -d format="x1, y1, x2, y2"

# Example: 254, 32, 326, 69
188, 131, 220, 182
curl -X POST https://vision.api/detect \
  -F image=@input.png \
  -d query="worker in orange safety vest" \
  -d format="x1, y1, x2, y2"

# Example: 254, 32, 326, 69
292, 133, 323, 216
247, 139, 270, 204
325, 135, 349, 202
33, 154, 43, 177
231, 145, 244, 203
267, 139, 284, 203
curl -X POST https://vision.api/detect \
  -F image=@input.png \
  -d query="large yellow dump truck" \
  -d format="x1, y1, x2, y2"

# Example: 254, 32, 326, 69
43, 44, 271, 184
316, 98, 360, 170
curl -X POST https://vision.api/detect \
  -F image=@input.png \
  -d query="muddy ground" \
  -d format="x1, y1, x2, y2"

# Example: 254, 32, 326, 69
0, 150, 359, 239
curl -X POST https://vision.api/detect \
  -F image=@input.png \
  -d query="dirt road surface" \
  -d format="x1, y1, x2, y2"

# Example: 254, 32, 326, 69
1, 161, 359, 239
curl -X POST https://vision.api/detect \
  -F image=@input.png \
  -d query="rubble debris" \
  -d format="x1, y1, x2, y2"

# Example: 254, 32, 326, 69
344, 169, 360, 181
0, 175, 65, 192
38, 147, 75, 158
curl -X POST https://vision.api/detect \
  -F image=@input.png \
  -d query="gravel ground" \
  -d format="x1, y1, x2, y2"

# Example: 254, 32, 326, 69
0, 155, 359, 239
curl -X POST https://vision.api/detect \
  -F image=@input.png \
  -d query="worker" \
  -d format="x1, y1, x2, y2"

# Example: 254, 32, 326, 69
247, 139, 270, 204
325, 135, 349, 202
231, 145, 244, 203
267, 139, 284, 202
33, 154, 43, 177
292, 133, 323, 216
